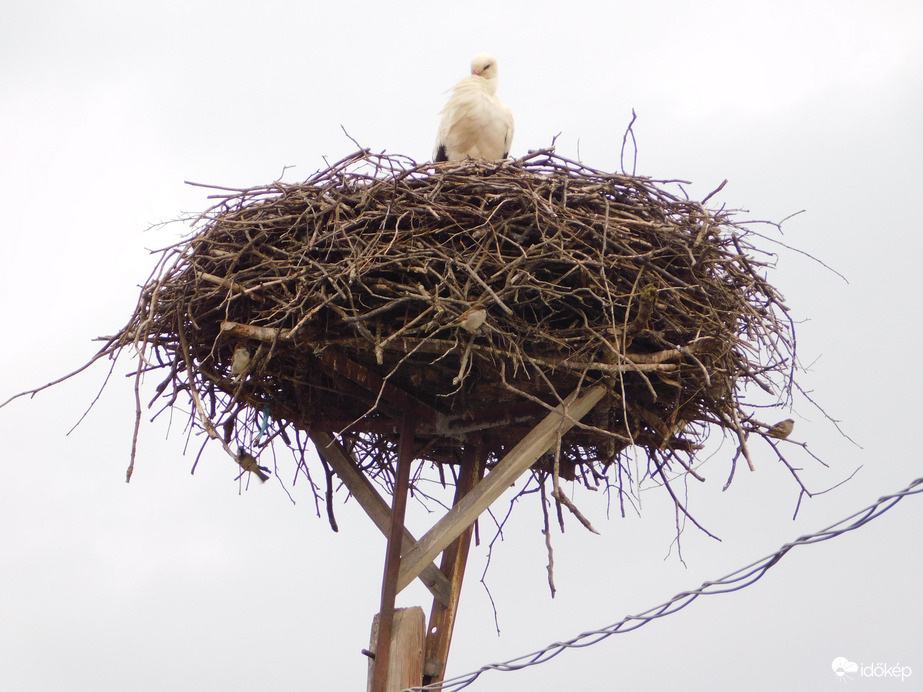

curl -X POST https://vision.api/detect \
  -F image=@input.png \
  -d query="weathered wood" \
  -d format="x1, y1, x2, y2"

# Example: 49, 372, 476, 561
423, 444, 485, 684
396, 385, 606, 593
310, 432, 452, 606
367, 607, 425, 692
371, 415, 416, 692
318, 349, 446, 427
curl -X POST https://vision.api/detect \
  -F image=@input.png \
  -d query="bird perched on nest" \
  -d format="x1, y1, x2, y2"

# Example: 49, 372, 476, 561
767, 418, 795, 439
454, 305, 487, 332
230, 344, 251, 381
434, 54, 514, 162
235, 448, 270, 482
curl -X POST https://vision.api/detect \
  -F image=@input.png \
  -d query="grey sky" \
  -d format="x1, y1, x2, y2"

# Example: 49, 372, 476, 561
1, 1, 922, 690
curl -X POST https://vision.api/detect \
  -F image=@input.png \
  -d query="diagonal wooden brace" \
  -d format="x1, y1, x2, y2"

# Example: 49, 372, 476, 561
310, 432, 452, 607
396, 385, 606, 594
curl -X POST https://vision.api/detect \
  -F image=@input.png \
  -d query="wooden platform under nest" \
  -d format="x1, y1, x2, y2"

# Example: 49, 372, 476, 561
112, 148, 794, 488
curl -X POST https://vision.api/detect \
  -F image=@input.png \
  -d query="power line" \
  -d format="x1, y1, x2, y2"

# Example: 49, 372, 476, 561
408, 476, 923, 691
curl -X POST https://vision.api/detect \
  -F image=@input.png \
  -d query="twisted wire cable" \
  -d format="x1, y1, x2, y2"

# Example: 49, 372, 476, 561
407, 476, 923, 691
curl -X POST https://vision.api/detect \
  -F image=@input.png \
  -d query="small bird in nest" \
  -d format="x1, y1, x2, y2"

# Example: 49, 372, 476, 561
230, 344, 251, 380
454, 305, 487, 332
767, 418, 795, 439
235, 448, 270, 482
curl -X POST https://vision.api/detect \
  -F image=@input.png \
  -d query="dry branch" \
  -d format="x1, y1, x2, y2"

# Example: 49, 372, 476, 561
21, 148, 811, 530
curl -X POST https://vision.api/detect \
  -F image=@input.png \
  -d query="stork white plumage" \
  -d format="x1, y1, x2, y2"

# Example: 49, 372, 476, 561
434, 54, 514, 163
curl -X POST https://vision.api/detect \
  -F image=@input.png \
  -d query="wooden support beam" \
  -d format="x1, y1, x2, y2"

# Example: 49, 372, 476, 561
310, 432, 452, 606
366, 607, 425, 692
396, 385, 606, 594
423, 444, 485, 684
371, 414, 416, 692
318, 349, 446, 428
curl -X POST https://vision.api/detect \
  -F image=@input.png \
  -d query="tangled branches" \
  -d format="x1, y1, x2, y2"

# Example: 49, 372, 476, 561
58, 148, 807, 524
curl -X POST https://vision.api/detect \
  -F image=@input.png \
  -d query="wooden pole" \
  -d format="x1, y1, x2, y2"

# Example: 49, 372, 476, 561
423, 443, 485, 684
370, 414, 416, 692
366, 607, 425, 692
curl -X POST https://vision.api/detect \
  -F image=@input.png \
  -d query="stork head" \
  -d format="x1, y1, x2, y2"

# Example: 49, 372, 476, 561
470, 54, 499, 81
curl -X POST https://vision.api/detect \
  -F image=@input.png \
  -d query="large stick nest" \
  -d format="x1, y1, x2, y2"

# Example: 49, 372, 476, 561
113, 149, 796, 495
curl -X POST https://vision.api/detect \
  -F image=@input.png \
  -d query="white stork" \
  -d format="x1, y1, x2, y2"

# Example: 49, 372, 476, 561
434, 54, 514, 163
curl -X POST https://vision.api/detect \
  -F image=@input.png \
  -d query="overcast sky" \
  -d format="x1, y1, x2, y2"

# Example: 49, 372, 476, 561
2, 1, 922, 690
